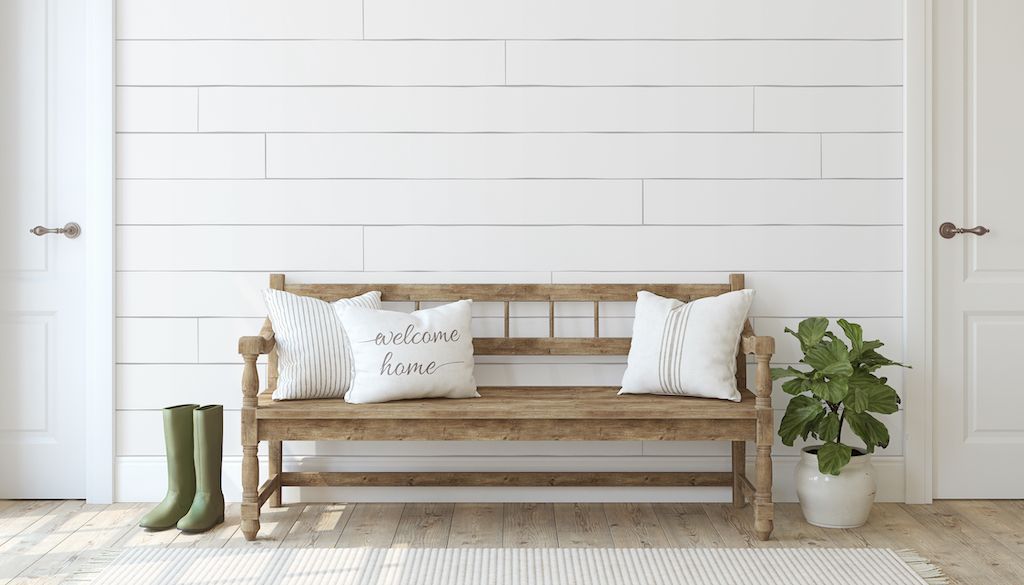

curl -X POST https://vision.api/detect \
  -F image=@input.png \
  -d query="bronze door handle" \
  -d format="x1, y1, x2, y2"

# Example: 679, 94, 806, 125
939, 222, 989, 239
30, 222, 81, 239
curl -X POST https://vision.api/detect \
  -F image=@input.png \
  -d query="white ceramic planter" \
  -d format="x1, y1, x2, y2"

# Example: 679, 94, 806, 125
795, 445, 877, 528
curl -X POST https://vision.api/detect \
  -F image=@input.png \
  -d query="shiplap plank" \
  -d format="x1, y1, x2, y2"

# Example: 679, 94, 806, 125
117, 41, 504, 86
116, 179, 642, 225
822, 134, 904, 178
200, 87, 753, 132
114, 456, 908, 503
117, 226, 363, 271
115, 364, 265, 410
117, 272, 553, 317
117, 271, 900, 318
114, 409, 900, 458
115, 318, 197, 364
506, 41, 902, 86
117, 272, 268, 317
117, 134, 264, 179
198, 318, 265, 363
365, 0, 902, 40
756, 317, 904, 363
364, 226, 901, 271
117, 0, 362, 40
644, 412, 904, 458
755, 87, 903, 132
116, 88, 198, 132
267, 134, 821, 179
552, 272, 902, 318
643, 180, 901, 225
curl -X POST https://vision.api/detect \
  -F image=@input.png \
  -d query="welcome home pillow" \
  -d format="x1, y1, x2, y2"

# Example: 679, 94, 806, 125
619, 289, 754, 402
334, 300, 479, 404
263, 289, 382, 400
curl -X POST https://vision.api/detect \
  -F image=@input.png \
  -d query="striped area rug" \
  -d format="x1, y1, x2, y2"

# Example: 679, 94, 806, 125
74, 547, 947, 585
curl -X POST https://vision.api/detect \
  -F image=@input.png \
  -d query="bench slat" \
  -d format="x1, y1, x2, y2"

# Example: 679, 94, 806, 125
257, 386, 757, 420
279, 471, 734, 488
259, 418, 756, 442
472, 337, 630, 355
284, 283, 731, 303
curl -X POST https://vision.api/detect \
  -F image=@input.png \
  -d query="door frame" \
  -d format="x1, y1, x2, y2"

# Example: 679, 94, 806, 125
903, 0, 935, 504
83, 0, 115, 504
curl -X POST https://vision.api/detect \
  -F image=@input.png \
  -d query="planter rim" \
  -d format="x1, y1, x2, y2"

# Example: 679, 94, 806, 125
800, 445, 869, 457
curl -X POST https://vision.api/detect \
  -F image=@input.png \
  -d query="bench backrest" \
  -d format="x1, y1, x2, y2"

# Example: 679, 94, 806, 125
266, 273, 747, 390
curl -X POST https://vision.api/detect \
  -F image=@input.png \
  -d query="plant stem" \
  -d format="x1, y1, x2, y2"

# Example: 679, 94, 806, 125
837, 408, 846, 444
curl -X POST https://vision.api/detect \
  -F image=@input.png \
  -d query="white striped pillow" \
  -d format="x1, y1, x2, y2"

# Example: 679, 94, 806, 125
263, 289, 382, 400
619, 289, 754, 402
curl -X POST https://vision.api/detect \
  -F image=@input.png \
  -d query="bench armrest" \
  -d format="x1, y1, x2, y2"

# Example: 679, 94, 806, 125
741, 334, 775, 357
240, 319, 275, 411
740, 321, 774, 405
238, 319, 276, 356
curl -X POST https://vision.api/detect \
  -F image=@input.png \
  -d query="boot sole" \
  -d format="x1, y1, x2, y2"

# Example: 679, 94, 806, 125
139, 523, 179, 532
177, 514, 225, 533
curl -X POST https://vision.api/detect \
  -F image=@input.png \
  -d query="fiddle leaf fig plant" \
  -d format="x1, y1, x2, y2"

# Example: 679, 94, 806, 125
773, 318, 908, 475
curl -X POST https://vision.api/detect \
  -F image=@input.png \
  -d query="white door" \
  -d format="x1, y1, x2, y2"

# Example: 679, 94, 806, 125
933, 0, 1024, 498
0, 0, 88, 498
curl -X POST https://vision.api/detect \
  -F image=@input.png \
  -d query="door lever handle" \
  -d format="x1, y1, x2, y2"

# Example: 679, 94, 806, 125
939, 222, 989, 239
30, 222, 81, 239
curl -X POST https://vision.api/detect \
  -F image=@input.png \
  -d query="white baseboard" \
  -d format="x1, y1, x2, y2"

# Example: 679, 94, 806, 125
116, 455, 905, 504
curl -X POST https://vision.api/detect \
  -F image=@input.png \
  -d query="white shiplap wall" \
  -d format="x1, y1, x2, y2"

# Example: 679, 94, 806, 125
114, 0, 905, 503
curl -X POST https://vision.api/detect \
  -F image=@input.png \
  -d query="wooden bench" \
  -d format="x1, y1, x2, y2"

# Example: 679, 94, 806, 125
237, 273, 776, 542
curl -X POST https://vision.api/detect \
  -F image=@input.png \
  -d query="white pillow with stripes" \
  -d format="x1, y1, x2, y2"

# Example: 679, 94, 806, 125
619, 289, 754, 402
263, 289, 382, 400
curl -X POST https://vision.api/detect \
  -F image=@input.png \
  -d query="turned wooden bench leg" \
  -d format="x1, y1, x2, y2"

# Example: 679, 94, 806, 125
753, 442, 774, 540
241, 444, 261, 540
240, 353, 261, 541
753, 351, 775, 541
269, 440, 283, 508
731, 441, 746, 508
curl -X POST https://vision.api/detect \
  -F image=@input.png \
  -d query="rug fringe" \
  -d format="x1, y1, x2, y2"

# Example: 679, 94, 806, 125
62, 549, 124, 585
895, 549, 949, 585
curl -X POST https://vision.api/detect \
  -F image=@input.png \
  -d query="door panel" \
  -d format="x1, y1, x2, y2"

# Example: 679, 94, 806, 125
0, 0, 87, 498
971, 0, 1024, 275
934, 0, 1024, 497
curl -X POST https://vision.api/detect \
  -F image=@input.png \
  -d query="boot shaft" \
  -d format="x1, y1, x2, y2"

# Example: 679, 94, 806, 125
192, 404, 223, 494
163, 404, 199, 494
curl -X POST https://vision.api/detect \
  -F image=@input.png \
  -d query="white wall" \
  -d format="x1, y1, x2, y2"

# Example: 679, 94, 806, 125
114, 0, 905, 503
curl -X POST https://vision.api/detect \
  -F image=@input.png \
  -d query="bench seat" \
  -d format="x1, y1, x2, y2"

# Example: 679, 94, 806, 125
257, 386, 757, 420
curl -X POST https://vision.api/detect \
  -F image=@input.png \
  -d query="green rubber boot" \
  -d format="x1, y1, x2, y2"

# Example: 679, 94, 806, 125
177, 405, 225, 532
139, 404, 198, 530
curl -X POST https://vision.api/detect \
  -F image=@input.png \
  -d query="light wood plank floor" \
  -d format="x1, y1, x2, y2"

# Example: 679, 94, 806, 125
0, 500, 1021, 585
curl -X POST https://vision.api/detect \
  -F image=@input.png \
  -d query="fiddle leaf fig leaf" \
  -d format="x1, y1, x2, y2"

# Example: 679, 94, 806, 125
810, 377, 849, 404
816, 412, 841, 443
845, 370, 883, 413
781, 378, 807, 396
771, 366, 808, 381
837, 319, 864, 357
785, 318, 829, 353
779, 395, 824, 447
803, 338, 853, 378
816, 442, 852, 476
859, 349, 908, 372
846, 412, 890, 453
862, 385, 900, 415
